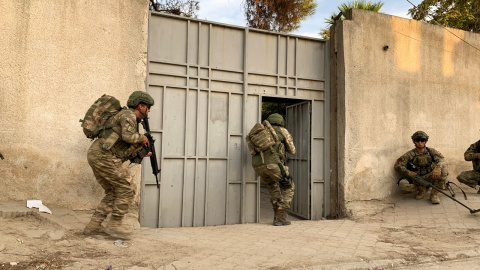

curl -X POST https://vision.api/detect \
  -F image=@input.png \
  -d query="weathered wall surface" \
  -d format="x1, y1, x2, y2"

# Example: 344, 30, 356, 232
0, 0, 149, 209
333, 9, 480, 216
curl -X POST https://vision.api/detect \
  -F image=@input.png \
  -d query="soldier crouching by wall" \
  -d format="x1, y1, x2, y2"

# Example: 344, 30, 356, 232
394, 131, 448, 204
84, 91, 155, 239
457, 138, 480, 193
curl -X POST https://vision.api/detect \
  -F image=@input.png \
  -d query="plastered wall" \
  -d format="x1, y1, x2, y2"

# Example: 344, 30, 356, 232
333, 9, 480, 216
0, 0, 149, 209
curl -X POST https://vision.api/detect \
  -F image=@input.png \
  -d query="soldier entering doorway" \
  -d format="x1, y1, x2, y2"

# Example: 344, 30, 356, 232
246, 113, 296, 225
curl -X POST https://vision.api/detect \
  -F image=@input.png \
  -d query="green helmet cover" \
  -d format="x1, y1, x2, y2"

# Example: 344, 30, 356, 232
127, 91, 154, 108
411, 131, 429, 141
267, 113, 285, 127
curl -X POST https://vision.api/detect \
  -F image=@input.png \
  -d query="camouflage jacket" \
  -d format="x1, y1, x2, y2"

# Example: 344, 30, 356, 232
99, 108, 145, 162
464, 140, 480, 171
252, 125, 296, 167
394, 147, 446, 177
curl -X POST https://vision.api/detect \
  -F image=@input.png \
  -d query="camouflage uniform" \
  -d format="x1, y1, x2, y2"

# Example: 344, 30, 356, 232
85, 109, 145, 234
251, 114, 296, 225
394, 147, 448, 198
457, 140, 480, 189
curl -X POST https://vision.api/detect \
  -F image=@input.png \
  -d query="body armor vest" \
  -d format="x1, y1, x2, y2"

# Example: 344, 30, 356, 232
411, 150, 433, 176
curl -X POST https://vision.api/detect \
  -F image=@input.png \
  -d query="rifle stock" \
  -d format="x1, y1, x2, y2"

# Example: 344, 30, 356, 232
141, 116, 160, 189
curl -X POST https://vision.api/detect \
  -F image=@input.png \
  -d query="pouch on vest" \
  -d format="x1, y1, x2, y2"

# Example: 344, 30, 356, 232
79, 94, 122, 140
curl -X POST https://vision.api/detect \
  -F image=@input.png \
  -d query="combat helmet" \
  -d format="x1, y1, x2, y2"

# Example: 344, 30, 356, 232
267, 113, 285, 127
127, 91, 154, 108
411, 131, 429, 141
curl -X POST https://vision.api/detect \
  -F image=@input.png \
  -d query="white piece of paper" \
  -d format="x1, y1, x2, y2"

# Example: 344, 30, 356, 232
26, 200, 43, 209
26, 200, 52, 214
39, 204, 52, 214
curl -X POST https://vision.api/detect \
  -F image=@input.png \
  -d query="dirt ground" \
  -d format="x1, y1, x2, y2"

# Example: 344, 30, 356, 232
1, 210, 480, 270
0, 213, 194, 270
3, 190, 480, 270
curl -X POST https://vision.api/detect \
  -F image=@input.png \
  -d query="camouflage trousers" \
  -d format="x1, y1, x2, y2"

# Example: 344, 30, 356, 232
254, 163, 295, 210
457, 170, 480, 189
87, 139, 137, 224
400, 170, 448, 193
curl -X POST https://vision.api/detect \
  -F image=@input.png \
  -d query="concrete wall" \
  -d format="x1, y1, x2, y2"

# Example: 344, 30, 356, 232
332, 9, 480, 216
0, 0, 149, 209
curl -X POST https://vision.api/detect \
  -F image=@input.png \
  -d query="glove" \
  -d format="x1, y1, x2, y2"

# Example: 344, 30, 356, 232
407, 170, 417, 178
432, 167, 441, 179
279, 177, 293, 189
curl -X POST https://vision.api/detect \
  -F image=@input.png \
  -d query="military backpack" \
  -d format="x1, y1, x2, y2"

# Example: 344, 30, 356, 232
79, 94, 122, 139
246, 120, 279, 155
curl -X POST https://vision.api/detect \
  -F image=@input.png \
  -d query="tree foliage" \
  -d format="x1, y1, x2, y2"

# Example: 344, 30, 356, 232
262, 102, 289, 121
319, 1, 384, 39
408, 0, 480, 33
244, 0, 317, 32
149, 0, 199, 17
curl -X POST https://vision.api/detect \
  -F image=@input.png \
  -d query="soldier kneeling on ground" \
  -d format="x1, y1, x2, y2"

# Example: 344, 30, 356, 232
457, 138, 480, 194
394, 131, 448, 204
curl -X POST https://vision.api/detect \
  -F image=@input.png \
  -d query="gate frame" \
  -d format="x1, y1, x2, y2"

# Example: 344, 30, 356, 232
141, 11, 331, 227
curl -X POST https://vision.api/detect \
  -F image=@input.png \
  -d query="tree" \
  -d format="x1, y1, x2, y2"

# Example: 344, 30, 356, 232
408, 0, 480, 33
262, 102, 289, 121
243, 0, 317, 33
149, 0, 199, 18
319, 0, 384, 39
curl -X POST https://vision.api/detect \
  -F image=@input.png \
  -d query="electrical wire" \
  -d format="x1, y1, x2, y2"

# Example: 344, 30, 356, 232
406, 0, 480, 53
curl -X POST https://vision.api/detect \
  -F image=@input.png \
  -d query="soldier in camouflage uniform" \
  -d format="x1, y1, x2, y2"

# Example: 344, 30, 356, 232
83, 91, 155, 238
394, 131, 448, 204
457, 139, 480, 193
251, 114, 296, 226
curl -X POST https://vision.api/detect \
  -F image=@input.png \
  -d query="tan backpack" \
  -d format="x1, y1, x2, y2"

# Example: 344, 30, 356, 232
79, 94, 122, 139
246, 120, 279, 155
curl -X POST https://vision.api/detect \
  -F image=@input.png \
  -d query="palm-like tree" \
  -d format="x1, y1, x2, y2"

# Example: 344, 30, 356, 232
320, 0, 384, 39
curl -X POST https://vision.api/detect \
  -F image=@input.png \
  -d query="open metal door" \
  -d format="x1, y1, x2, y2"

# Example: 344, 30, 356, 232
286, 101, 311, 219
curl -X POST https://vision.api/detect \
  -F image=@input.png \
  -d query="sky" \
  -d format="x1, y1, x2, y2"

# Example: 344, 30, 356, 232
196, 0, 424, 38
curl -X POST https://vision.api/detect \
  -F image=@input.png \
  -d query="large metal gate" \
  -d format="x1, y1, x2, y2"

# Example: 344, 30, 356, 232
140, 12, 330, 228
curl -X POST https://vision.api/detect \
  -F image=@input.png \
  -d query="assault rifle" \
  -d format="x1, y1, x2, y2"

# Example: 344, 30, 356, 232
141, 116, 160, 189
412, 176, 480, 214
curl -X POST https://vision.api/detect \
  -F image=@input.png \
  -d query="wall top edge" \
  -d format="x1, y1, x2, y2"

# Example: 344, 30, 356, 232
149, 11, 328, 42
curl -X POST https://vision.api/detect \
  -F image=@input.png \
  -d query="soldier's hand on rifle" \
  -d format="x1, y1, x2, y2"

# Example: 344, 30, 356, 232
407, 170, 417, 178
141, 135, 150, 146
476, 153, 480, 159
432, 166, 441, 179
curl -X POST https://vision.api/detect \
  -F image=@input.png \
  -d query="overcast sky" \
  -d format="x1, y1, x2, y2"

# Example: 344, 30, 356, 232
196, 0, 424, 38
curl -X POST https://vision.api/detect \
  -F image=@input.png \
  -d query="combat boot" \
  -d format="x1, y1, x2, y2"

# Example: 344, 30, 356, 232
430, 189, 441, 204
398, 179, 417, 193
106, 216, 132, 239
415, 186, 428, 200
272, 205, 280, 226
83, 220, 107, 236
274, 209, 291, 226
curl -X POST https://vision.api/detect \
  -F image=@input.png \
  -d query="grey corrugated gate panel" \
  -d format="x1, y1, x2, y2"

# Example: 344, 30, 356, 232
141, 12, 330, 228
287, 101, 311, 219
